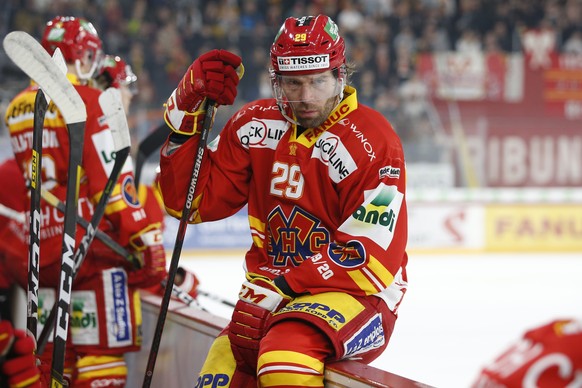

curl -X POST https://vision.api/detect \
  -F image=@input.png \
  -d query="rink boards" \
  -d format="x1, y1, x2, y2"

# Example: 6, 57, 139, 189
125, 291, 433, 387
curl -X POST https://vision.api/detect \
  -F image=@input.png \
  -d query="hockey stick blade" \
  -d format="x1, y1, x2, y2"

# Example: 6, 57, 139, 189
99, 88, 131, 151
3, 31, 86, 124
40, 48, 67, 106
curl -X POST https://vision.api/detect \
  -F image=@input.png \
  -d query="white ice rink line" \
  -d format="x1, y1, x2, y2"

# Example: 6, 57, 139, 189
178, 250, 582, 388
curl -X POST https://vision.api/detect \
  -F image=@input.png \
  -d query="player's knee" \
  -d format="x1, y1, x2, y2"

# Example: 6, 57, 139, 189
74, 354, 127, 387
257, 350, 324, 388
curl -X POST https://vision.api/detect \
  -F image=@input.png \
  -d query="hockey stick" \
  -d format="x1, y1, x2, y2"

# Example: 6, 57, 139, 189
159, 279, 204, 310
3, 31, 87, 387
6, 40, 67, 339
24, 47, 67, 342
35, 88, 132, 355
25, 89, 47, 341
0, 203, 26, 224
39, 189, 138, 263
142, 100, 217, 387
134, 123, 168, 187
197, 289, 236, 308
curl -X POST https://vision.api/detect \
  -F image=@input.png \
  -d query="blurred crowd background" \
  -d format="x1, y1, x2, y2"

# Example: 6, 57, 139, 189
1, 0, 581, 184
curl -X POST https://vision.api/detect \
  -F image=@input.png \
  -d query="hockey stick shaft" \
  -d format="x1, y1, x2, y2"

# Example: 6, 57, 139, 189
26, 90, 47, 341
197, 289, 236, 308
142, 101, 217, 387
50, 120, 85, 386
134, 123, 168, 188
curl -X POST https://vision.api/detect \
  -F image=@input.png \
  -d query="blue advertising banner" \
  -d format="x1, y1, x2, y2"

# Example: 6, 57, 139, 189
162, 206, 252, 250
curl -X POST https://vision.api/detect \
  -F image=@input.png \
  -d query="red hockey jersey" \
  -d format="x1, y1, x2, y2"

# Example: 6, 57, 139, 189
160, 87, 408, 313
5, 76, 154, 270
473, 318, 582, 387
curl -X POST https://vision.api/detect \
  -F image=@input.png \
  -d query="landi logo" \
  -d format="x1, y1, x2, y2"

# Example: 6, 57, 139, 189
352, 187, 398, 230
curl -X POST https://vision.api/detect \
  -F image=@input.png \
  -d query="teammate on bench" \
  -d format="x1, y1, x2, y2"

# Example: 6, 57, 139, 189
472, 317, 582, 387
94, 55, 200, 301
4, 16, 166, 386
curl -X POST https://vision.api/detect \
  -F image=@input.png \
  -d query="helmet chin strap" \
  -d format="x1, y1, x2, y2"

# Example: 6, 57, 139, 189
75, 58, 99, 82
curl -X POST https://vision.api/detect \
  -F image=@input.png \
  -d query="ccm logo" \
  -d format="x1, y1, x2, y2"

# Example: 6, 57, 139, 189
239, 284, 267, 304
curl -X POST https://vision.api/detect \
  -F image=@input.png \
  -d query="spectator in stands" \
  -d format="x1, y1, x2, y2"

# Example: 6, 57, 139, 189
563, 30, 582, 54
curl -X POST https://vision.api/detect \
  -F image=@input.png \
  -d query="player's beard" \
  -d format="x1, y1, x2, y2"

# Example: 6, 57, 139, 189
291, 95, 339, 129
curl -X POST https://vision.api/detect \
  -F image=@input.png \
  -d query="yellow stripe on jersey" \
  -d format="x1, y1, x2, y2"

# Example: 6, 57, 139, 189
11, 375, 40, 388
249, 215, 265, 233
249, 215, 266, 248
367, 255, 394, 288
348, 269, 378, 295
348, 255, 395, 295
75, 355, 127, 380
258, 350, 324, 387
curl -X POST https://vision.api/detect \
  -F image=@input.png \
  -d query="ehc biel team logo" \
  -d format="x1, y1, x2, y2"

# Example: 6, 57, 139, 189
122, 175, 140, 208
267, 206, 330, 267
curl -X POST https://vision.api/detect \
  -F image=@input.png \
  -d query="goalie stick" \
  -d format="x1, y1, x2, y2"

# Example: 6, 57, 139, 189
2, 30, 87, 387
134, 123, 168, 187
35, 88, 132, 355
142, 100, 218, 388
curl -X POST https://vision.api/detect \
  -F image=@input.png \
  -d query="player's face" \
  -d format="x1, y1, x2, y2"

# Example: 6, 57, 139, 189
279, 71, 342, 128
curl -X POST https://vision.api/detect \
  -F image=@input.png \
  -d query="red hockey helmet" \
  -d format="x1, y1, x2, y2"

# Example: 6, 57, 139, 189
98, 55, 137, 89
270, 15, 345, 76
41, 16, 102, 80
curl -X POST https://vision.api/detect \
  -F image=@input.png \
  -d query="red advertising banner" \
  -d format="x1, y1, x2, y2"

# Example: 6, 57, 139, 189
417, 45, 582, 188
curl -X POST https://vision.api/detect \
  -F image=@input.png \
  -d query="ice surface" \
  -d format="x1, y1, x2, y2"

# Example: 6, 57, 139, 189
179, 251, 582, 388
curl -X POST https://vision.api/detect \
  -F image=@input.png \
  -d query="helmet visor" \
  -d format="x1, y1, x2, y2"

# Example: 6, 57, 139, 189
272, 71, 344, 104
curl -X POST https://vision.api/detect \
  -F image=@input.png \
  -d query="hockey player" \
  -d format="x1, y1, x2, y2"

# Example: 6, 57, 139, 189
159, 14, 408, 387
93, 54, 138, 113
94, 55, 200, 300
0, 158, 27, 322
4, 16, 167, 386
472, 317, 582, 387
